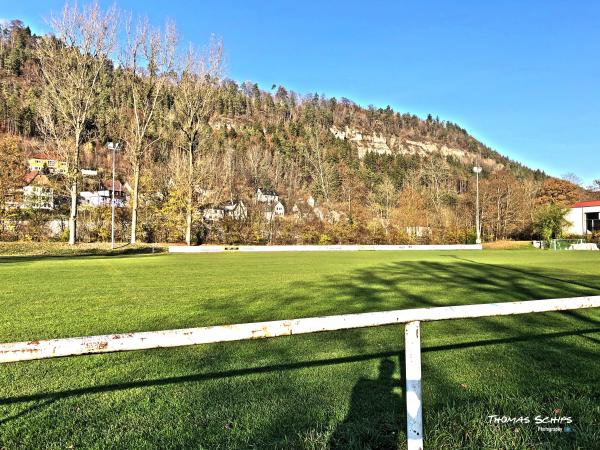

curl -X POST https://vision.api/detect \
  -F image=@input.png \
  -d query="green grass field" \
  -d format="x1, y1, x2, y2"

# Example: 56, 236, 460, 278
1, 249, 599, 449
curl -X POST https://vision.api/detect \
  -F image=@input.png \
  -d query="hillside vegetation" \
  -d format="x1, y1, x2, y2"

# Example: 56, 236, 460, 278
0, 12, 594, 245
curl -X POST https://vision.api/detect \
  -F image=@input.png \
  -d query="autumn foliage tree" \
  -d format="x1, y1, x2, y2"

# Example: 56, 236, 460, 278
35, 2, 116, 244
533, 204, 571, 241
536, 178, 582, 207
0, 135, 23, 210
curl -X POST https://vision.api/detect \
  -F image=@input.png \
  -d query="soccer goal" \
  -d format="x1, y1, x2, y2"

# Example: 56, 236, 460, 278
549, 239, 598, 250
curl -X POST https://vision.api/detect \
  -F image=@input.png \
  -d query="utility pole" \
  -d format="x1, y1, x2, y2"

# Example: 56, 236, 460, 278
108, 142, 120, 249
473, 166, 482, 244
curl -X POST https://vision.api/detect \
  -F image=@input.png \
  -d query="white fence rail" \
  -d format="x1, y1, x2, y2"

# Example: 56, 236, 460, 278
169, 244, 483, 253
2, 295, 599, 449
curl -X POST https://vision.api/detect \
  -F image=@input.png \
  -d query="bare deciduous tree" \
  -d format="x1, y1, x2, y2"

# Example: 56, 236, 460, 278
36, 2, 116, 244
118, 16, 176, 243
172, 37, 222, 245
371, 175, 397, 233
418, 156, 452, 214
303, 121, 334, 203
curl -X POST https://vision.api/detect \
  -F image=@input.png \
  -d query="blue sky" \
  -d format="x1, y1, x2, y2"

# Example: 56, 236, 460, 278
3, 0, 599, 184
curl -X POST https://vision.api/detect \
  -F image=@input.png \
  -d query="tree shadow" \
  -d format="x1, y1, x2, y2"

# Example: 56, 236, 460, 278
0, 246, 166, 265
447, 255, 600, 292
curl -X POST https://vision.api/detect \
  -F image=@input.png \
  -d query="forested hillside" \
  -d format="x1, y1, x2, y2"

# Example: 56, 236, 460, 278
0, 12, 593, 245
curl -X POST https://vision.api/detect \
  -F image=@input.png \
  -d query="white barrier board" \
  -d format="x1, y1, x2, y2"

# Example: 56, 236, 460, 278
169, 244, 483, 253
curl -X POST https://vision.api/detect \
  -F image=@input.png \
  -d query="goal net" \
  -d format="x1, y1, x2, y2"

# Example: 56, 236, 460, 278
549, 239, 599, 250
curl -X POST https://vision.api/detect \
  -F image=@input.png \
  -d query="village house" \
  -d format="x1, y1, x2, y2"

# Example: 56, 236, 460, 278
405, 226, 431, 238
292, 196, 317, 220
202, 206, 225, 222
80, 180, 126, 207
292, 202, 311, 220
28, 153, 68, 175
313, 206, 325, 221
265, 201, 285, 221
222, 200, 248, 220
202, 200, 247, 222
9, 171, 55, 210
23, 172, 54, 210
256, 188, 279, 204
566, 200, 600, 236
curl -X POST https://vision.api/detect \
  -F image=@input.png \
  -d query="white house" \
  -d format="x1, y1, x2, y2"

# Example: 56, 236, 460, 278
405, 226, 431, 238
203, 200, 248, 222
80, 180, 126, 207
292, 196, 317, 220
222, 200, 248, 220
23, 185, 54, 210
19, 172, 54, 210
566, 200, 600, 236
202, 207, 225, 222
265, 201, 285, 221
256, 188, 279, 204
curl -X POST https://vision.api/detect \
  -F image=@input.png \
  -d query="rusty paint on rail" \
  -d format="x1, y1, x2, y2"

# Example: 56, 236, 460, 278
1, 296, 599, 364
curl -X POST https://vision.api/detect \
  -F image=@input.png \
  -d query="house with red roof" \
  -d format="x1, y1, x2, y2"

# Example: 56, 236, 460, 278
566, 200, 600, 236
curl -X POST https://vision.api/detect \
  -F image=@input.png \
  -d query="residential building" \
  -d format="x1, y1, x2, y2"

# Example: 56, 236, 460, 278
202, 200, 248, 222
21, 171, 54, 210
292, 198, 319, 220
256, 188, 279, 204
405, 226, 431, 238
202, 206, 225, 222
265, 201, 285, 221
28, 153, 68, 175
80, 180, 126, 207
222, 200, 248, 220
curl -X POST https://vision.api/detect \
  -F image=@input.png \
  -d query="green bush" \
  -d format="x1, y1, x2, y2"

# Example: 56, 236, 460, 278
532, 204, 571, 242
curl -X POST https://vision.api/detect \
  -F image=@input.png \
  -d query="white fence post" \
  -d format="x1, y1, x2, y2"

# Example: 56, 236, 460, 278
405, 320, 423, 450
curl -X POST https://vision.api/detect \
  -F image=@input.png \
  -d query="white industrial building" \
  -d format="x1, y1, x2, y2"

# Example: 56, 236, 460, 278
566, 200, 600, 236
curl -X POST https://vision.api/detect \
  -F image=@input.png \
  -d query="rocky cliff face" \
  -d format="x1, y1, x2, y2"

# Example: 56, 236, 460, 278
329, 125, 503, 171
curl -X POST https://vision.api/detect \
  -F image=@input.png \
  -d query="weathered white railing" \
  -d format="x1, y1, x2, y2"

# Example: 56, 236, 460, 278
1, 296, 599, 450
169, 244, 483, 253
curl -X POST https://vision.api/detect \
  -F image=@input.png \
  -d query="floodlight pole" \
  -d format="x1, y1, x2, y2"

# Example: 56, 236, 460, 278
473, 166, 482, 244
108, 142, 120, 249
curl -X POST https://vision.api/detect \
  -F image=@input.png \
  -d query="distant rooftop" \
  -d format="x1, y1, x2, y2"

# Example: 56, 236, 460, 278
257, 188, 278, 196
104, 180, 123, 191
571, 200, 600, 208
23, 171, 38, 184
31, 152, 61, 160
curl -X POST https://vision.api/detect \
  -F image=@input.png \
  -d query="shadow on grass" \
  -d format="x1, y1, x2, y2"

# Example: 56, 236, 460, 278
447, 255, 600, 293
1, 326, 597, 408
308, 258, 600, 312
0, 245, 166, 264
0, 399, 56, 426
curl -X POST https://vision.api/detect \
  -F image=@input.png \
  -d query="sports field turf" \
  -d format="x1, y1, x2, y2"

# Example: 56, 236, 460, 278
1, 250, 599, 449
